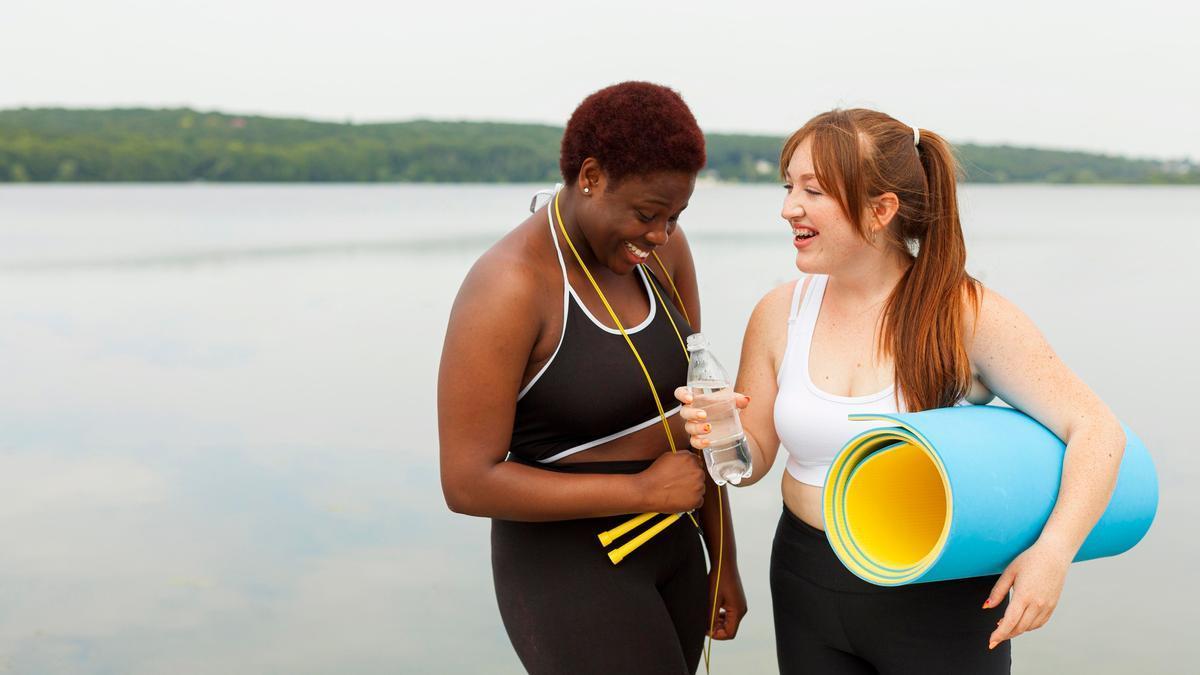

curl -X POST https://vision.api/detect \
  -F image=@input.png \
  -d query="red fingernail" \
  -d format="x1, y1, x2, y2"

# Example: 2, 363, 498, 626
982, 600, 990, 609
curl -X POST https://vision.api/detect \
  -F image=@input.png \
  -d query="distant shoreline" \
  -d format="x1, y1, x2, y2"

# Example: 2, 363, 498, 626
2, 181, 1198, 189
2, 108, 1197, 185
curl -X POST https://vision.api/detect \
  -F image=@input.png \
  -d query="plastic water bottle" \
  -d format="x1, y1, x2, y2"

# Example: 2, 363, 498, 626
686, 333, 752, 486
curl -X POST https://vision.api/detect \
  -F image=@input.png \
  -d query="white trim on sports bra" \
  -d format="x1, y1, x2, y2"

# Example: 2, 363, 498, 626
519, 187, 678, 462
568, 267, 657, 336
774, 275, 901, 486
518, 187, 659, 400
517, 191, 573, 401
538, 404, 683, 464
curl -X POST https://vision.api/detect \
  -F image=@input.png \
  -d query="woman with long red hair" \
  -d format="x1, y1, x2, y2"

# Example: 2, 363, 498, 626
676, 109, 1125, 673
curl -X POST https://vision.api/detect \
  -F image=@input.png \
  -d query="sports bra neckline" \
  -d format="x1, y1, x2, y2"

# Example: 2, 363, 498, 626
547, 196, 658, 336
791, 274, 896, 404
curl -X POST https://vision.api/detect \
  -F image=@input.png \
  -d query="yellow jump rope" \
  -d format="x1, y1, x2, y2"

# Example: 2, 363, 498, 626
552, 191, 725, 671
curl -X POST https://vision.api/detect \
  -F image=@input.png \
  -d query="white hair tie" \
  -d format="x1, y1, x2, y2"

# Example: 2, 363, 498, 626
913, 125, 920, 148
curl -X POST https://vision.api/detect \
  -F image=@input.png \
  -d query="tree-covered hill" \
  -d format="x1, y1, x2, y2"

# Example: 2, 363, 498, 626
1, 108, 1195, 184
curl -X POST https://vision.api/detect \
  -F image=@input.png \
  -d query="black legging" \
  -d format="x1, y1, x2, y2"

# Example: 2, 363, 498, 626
771, 507, 1012, 675
491, 461, 707, 675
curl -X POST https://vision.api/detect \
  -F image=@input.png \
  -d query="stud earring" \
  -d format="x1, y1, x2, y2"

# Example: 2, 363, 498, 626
583, 187, 590, 194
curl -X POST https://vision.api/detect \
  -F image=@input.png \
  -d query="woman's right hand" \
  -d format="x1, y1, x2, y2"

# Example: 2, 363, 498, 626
674, 386, 750, 453
637, 451, 706, 513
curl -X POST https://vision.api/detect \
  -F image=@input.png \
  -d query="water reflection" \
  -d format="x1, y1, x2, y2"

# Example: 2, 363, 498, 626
0, 184, 1194, 674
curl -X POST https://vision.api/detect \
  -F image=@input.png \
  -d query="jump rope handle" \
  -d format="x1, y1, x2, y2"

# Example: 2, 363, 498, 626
598, 512, 686, 565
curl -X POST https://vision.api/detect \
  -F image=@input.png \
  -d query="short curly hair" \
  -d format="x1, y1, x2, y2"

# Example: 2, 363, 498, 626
560, 81, 706, 185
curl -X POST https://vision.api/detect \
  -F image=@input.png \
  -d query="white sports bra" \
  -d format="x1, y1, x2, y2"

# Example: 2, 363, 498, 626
773, 275, 902, 487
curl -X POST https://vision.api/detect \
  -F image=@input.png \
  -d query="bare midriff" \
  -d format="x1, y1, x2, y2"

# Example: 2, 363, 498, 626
782, 471, 826, 530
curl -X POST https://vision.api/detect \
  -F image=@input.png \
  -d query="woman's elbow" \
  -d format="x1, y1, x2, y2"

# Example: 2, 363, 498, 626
1072, 410, 1125, 462
442, 472, 480, 515
1081, 414, 1126, 478
442, 485, 469, 515
739, 466, 771, 487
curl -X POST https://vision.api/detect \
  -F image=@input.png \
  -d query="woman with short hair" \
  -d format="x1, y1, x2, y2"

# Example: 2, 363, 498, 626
439, 81, 747, 674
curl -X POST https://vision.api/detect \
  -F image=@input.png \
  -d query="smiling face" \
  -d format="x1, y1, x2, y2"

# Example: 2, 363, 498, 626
781, 137, 877, 275
579, 168, 696, 274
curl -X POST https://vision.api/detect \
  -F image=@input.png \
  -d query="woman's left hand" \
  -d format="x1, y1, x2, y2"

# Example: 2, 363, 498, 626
985, 539, 1073, 649
707, 565, 748, 640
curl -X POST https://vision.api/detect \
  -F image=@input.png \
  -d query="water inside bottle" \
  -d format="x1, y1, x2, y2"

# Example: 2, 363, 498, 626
706, 437, 753, 486
690, 380, 753, 486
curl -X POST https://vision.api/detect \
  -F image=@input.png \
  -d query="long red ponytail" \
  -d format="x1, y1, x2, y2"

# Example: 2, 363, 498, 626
780, 109, 979, 411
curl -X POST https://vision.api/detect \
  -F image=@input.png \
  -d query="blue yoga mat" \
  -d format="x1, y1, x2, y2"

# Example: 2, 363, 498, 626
822, 405, 1157, 586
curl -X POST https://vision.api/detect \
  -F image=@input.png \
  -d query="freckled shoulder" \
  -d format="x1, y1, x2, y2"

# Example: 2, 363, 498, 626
745, 279, 804, 365
966, 283, 1052, 378
967, 284, 1029, 343
758, 279, 801, 319
964, 281, 1118, 444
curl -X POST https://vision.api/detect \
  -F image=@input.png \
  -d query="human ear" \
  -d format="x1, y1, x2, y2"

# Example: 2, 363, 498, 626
578, 158, 605, 196
870, 192, 900, 231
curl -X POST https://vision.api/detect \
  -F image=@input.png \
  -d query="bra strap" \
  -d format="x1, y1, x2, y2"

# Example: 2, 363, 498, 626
788, 275, 809, 322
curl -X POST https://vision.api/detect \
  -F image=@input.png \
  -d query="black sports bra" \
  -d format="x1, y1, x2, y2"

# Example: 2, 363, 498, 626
508, 209, 691, 464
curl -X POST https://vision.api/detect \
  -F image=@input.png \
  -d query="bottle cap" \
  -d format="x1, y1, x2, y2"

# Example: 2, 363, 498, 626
686, 333, 709, 352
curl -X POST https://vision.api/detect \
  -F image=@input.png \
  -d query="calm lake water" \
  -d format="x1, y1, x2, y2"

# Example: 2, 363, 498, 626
0, 184, 1196, 674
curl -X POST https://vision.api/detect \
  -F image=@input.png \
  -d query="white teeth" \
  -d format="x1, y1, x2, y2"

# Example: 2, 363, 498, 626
792, 227, 817, 239
624, 241, 650, 258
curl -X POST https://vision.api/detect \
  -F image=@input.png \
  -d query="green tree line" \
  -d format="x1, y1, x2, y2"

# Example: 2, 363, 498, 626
1, 108, 1196, 184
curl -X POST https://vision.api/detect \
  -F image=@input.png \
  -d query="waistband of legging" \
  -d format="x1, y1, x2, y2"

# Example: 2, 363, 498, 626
774, 506, 896, 594
774, 508, 1000, 595
780, 505, 829, 539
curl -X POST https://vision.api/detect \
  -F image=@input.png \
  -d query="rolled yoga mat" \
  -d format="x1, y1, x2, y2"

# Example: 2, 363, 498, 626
823, 405, 1157, 586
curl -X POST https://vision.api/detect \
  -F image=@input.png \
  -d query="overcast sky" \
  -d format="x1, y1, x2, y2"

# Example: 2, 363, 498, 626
3, 0, 1197, 160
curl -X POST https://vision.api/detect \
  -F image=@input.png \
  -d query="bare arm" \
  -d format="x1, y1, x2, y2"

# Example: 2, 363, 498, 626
666, 226, 702, 330
971, 288, 1126, 646
729, 281, 795, 485
438, 251, 684, 521
677, 280, 795, 486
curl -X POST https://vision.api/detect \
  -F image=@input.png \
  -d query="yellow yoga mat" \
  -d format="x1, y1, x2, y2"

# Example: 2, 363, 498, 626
823, 406, 1158, 586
